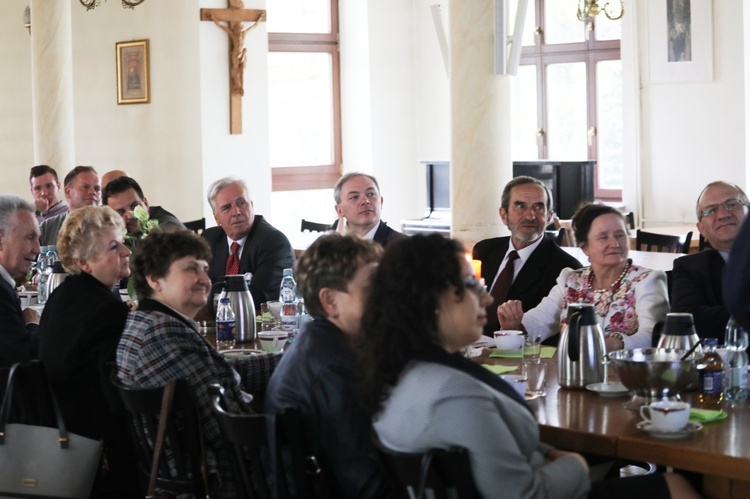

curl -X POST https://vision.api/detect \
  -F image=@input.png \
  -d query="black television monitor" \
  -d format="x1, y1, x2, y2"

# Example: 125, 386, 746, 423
422, 160, 450, 218
512, 161, 595, 219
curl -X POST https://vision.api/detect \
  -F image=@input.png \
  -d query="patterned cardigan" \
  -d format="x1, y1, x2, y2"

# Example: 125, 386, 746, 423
116, 298, 281, 498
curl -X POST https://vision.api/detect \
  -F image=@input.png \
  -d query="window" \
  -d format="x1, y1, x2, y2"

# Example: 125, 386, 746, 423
511, 1, 622, 199
267, 0, 341, 191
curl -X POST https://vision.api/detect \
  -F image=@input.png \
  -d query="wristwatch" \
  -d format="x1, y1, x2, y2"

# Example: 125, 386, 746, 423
610, 332, 626, 349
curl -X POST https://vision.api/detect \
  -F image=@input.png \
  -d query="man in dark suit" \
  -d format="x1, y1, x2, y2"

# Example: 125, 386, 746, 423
202, 177, 295, 306
672, 181, 748, 341
473, 176, 581, 336
334, 172, 405, 247
102, 175, 184, 235
0, 195, 41, 367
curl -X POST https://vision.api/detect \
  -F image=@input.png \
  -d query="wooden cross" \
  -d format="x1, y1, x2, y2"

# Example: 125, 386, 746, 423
200, 0, 266, 134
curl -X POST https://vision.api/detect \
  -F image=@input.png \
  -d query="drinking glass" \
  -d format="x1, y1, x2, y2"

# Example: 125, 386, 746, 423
524, 362, 547, 397
260, 302, 277, 331
266, 300, 282, 328
523, 334, 542, 365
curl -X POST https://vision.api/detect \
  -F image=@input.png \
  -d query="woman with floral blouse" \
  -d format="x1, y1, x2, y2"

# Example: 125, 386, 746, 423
498, 203, 669, 351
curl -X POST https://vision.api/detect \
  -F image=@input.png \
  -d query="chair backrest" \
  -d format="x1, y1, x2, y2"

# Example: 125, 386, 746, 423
112, 377, 207, 497
184, 217, 206, 235
300, 219, 332, 233
374, 437, 481, 499
698, 233, 712, 251
635, 229, 693, 254
545, 227, 567, 246
208, 384, 328, 499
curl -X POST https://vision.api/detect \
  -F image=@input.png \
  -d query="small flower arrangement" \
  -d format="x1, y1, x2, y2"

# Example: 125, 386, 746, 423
124, 205, 159, 298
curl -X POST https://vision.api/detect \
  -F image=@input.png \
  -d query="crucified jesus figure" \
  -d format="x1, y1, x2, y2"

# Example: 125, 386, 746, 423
210, 0, 265, 96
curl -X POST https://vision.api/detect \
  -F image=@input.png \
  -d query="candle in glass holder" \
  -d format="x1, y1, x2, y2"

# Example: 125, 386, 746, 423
464, 252, 482, 279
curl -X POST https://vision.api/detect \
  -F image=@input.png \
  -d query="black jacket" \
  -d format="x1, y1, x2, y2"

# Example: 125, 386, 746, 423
0, 276, 38, 368
264, 317, 396, 498
473, 234, 582, 336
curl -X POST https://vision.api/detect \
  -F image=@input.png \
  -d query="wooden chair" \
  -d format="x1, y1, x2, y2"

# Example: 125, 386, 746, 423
374, 438, 481, 499
208, 384, 328, 499
184, 217, 206, 235
545, 227, 567, 246
552, 216, 576, 246
112, 378, 208, 497
635, 229, 692, 254
698, 233, 712, 251
300, 219, 332, 233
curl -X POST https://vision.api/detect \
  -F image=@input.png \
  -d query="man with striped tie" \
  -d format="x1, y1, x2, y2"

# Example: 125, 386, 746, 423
202, 177, 295, 307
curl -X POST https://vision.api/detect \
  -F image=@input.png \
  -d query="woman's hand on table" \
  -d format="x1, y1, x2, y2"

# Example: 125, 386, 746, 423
497, 300, 524, 330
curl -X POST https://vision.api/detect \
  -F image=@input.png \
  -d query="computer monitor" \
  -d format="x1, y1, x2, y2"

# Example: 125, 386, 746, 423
422, 160, 450, 218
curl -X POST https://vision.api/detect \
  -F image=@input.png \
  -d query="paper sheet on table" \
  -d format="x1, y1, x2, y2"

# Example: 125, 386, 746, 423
489, 346, 557, 359
471, 335, 496, 349
482, 364, 519, 375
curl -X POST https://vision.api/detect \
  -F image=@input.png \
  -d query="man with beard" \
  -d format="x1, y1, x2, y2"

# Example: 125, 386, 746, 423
672, 181, 748, 341
102, 176, 183, 237
473, 176, 581, 336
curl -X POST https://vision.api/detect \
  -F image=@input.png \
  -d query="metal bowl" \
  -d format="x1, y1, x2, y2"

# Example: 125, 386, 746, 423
607, 348, 701, 409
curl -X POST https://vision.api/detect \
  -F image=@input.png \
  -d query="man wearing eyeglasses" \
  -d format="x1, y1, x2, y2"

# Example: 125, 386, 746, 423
473, 176, 581, 337
671, 181, 749, 341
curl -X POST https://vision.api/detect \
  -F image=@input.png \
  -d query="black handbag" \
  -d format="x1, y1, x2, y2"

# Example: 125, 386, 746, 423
0, 362, 103, 498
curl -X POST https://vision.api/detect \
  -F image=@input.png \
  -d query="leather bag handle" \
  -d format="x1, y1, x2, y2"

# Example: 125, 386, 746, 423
0, 361, 70, 448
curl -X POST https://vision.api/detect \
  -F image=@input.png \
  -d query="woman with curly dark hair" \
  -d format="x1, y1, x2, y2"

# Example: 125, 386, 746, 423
360, 234, 697, 499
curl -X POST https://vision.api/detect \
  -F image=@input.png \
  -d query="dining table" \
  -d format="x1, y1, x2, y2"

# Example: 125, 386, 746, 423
477, 348, 750, 499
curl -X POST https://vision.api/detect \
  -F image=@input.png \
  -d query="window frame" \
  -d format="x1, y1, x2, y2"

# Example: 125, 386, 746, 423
518, 2, 622, 200
268, 0, 342, 191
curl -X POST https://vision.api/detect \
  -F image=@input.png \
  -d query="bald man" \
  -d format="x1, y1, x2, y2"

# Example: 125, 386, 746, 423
101, 170, 128, 189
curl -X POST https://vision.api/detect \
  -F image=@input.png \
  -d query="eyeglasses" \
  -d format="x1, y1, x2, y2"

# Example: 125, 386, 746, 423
698, 199, 747, 220
462, 276, 488, 296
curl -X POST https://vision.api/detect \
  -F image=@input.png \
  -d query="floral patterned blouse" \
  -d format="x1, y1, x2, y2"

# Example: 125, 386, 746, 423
521, 261, 670, 349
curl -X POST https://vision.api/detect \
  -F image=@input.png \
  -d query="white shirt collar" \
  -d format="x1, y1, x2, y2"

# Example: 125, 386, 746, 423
506, 234, 545, 264
362, 223, 379, 241
225, 234, 249, 253
0, 265, 16, 289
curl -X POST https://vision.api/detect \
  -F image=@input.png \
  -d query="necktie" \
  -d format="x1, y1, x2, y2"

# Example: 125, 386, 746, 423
485, 251, 519, 334
225, 242, 240, 275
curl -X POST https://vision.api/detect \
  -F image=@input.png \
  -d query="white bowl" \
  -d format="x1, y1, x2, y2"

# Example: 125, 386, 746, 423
493, 330, 525, 350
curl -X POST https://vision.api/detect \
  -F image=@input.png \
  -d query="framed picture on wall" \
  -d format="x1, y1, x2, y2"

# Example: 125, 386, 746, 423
648, 0, 713, 83
116, 39, 150, 104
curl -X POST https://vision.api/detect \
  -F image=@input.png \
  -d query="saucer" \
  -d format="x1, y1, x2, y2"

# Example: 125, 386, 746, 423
636, 420, 702, 439
586, 382, 630, 398
220, 348, 265, 359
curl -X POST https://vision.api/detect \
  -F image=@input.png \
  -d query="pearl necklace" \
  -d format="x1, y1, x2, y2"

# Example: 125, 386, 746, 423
588, 260, 630, 294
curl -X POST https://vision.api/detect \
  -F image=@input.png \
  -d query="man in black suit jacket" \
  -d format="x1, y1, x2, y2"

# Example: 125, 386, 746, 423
203, 178, 295, 306
102, 175, 184, 235
0, 196, 41, 367
334, 172, 405, 247
672, 181, 748, 341
473, 177, 581, 336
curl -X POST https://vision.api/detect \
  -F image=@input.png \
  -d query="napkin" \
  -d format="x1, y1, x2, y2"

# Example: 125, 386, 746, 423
490, 346, 557, 359
482, 364, 518, 375
689, 408, 728, 424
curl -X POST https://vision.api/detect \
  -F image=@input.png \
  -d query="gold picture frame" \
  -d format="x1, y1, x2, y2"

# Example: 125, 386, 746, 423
116, 39, 150, 104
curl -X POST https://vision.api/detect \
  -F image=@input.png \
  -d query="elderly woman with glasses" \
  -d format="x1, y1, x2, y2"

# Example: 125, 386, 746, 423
38, 205, 138, 496
116, 229, 281, 497
361, 234, 698, 499
498, 203, 670, 351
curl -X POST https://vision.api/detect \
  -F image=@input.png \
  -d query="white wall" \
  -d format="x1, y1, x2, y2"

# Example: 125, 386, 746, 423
632, 0, 746, 226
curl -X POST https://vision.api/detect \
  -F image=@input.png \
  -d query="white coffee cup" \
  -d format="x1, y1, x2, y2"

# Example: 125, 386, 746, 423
639, 401, 691, 432
494, 330, 525, 350
499, 374, 527, 397
257, 330, 289, 354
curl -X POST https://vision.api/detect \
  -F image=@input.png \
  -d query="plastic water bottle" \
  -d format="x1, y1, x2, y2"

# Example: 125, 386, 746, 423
279, 268, 300, 334
216, 298, 236, 350
723, 317, 748, 404
37, 246, 50, 304
699, 338, 724, 407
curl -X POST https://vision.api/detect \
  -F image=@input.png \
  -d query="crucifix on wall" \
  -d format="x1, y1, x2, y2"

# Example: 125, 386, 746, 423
200, 0, 266, 134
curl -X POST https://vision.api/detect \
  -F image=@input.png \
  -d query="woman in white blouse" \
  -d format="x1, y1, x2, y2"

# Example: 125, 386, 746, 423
498, 203, 669, 351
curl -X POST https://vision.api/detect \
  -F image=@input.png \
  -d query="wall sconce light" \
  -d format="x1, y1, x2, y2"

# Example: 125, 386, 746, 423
23, 6, 31, 34
577, 0, 624, 22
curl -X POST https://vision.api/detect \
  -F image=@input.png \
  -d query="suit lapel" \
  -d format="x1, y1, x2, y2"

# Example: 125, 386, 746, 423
509, 237, 552, 296
482, 238, 509, 284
